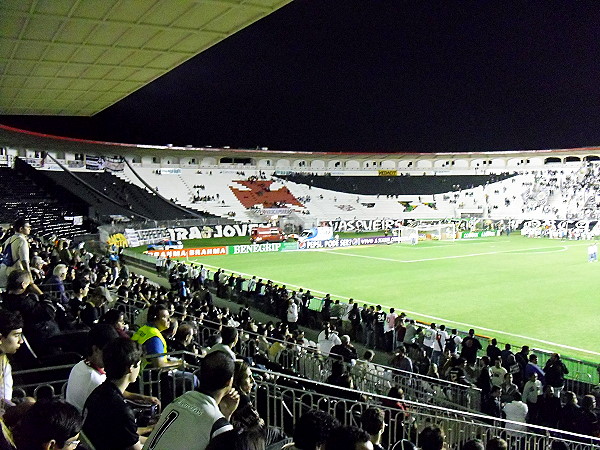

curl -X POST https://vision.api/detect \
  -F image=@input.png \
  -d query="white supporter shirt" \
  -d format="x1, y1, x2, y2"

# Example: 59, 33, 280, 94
65, 360, 106, 412
503, 401, 528, 434
143, 391, 232, 450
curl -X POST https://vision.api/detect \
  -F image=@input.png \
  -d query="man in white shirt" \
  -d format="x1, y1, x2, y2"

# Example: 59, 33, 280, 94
66, 324, 159, 413
490, 357, 508, 388
384, 308, 398, 352
143, 352, 240, 450
431, 324, 449, 366
422, 323, 437, 358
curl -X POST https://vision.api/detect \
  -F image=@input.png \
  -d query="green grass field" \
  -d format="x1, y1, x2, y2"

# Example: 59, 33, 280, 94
161, 234, 599, 364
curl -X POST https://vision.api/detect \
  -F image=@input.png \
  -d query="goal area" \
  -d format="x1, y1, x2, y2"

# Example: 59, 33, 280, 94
396, 224, 457, 242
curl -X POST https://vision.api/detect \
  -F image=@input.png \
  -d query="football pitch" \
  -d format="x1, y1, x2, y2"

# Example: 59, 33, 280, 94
177, 234, 599, 363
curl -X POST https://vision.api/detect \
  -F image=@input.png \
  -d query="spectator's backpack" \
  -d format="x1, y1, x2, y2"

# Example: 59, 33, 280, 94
0, 240, 15, 267
446, 334, 457, 353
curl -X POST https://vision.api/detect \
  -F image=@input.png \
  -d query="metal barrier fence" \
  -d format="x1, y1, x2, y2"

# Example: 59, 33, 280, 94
114, 299, 483, 412
251, 369, 600, 450
11, 354, 600, 450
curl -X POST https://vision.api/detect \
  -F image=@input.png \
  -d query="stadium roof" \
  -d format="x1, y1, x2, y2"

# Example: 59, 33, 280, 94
0, 0, 291, 116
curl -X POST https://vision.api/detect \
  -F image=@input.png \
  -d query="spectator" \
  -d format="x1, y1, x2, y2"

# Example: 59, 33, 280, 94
13, 400, 82, 450
99, 309, 130, 339
461, 440, 484, 450
490, 357, 507, 388
514, 346, 530, 388
574, 395, 599, 437
82, 338, 149, 450
42, 264, 70, 306
318, 322, 341, 356
500, 373, 520, 403
522, 373, 542, 423
0, 310, 23, 413
524, 354, 545, 385
2, 270, 59, 355
390, 346, 413, 373
80, 287, 107, 328
481, 385, 502, 418
361, 407, 386, 450
231, 361, 287, 448
282, 409, 339, 450
543, 353, 569, 398
325, 425, 373, 450
502, 398, 528, 438
536, 385, 561, 428
0, 218, 32, 291
205, 427, 266, 450
486, 338, 502, 362
460, 329, 482, 366
329, 335, 358, 363
207, 326, 238, 360
65, 324, 119, 412
131, 304, 181, 370
558, 391, 580, 433
65, 324, 158, 413
144, 351, 241, 450
486, 437, 507, 450
418, 426, 445, 450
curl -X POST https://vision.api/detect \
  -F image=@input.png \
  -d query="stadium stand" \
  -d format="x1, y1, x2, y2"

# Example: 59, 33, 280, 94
0, 224, 597, 448
2, 138, 600, 447
281, 173, 515, 196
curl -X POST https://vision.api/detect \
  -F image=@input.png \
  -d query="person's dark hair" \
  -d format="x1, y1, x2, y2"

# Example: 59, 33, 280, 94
581, 394, 596, 410
486, 437, 507, 450
221, 326, 238, 346
147, 303, 168, 322
0, 309, 23, 337
205, 427, 265, 450
361, 407, 385, 435
99, 309, 124, 328
102, 338, 141, 380
233, 360, 251, 392
6, 270, 30, 292
71, 277, 90, 294
199, 351, 235, 393
13, 218, 28, 232
324, 425, 370, 450
175, 323, 194, 342
85, 324, 119, 357
462, 439, 484, 450
293, 409, 339, 450
418, 426, 446, 450
387, 386, 404, 399
14, 400, 82, 449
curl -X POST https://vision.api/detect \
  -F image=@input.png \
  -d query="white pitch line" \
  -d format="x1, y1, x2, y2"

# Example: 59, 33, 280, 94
194, 260, 600, 358
320, 244, 571, 263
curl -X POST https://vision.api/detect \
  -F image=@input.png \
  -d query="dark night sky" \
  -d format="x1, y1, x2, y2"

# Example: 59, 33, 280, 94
3, 0, 600, 153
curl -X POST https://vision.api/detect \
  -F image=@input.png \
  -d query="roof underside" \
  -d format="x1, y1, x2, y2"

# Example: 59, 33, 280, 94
0, 0, 292, 116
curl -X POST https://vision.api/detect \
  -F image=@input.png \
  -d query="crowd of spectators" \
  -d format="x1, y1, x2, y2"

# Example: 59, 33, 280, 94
0, 218, 597, 449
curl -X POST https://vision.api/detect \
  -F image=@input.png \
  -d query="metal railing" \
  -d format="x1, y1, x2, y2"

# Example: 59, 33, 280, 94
114, 298, 483, 411
11, 353, 600, 450
251, 369, 600, 450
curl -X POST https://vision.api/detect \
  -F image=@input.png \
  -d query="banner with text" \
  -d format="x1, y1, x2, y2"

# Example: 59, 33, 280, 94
299, 235, 398, 250
326, 219, 404, 233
